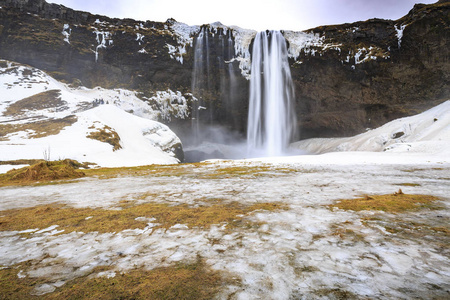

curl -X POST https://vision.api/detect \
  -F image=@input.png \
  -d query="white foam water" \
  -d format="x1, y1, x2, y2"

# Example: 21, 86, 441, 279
247, 31, 296, 157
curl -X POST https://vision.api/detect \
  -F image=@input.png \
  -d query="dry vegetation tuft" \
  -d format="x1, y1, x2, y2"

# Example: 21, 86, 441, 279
87, 125, 122, 151
0, 201, 285, 235
0, 160, 85, 186
330, 189, 439, 212
0, 258, 231, 300
198, 165, 300, 179
0, 159, 44, 166
396, 183, 421, 187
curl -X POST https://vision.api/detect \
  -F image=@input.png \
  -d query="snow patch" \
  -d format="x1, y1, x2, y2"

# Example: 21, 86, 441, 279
170, 21, 199, 47
285, 31, 389, 65
136, 33, 144, 45
395, 24, 407, 49
167, 21, 200, 65
229, 26, 257, 79
354, 47, 382, 64
94, 19, 108, 26
166, 43, 186, 64
93, 31, 113, 62
62, 24, 71, 44
284, 31, 326, 59
146, 89, 193, 121
36, 225, 60, 234
98, 271, 116, 279
169, 21, 256, 77
209, 21, 228, 36
17, 270, 26, 278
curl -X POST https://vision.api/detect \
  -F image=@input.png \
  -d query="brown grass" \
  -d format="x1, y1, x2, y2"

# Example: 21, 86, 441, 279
0, 201, 285, 235
197, 165, 300, 179
0, 115, 77, 140
396, 183, 421, 187
4, 90, 64, 116
329, 190, 439, 212
0, 159, 44, 166
314, 288, 358, 299
0, 161, 302, 187
0, 258, 231, 300
85, 163, 209, 179
331, 226, 366, 242
0, 160, 85, 186
87, 125, 122, 151
0, 163, 194, 186
81, 163, 302, 181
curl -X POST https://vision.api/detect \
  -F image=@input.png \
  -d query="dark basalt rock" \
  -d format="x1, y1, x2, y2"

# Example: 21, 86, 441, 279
0, 0, 448, 142
0, 0, 190, 91
290, 1, 449, 138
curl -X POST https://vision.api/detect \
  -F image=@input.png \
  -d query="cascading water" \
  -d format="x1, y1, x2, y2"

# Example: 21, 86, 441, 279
191, 27, 208, 145
247, 30, 296, 157
190, 26, 239, 148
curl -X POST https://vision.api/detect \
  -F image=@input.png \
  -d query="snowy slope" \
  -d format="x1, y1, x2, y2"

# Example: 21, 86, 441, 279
291, 100, 450, 156
0, 60, 183, 169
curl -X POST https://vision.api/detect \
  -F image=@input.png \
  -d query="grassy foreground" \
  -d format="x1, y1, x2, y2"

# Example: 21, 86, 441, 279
0, 201, 285, 234
0, 160, 444, 298
0, 159, 300, 187
330, 189, 439, 212
0, 258, 231, 300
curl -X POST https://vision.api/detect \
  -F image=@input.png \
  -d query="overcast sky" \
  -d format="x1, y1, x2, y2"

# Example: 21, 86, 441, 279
49, 0, 437, 31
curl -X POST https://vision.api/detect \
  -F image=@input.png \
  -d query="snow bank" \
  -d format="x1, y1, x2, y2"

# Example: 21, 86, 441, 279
0, 60, 183, 168
291, 100, 450, 158
0, 104, 181, 168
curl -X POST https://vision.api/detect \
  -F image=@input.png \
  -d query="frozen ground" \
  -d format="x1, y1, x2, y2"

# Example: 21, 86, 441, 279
0, 154, 449, 299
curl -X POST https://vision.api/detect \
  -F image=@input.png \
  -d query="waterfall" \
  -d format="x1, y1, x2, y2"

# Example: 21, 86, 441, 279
191, 27, 208, 145
190, 26, 239, 148
247, 31, 296, 157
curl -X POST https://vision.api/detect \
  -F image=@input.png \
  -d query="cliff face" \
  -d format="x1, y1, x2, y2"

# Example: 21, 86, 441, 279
0, 0, 448, 141
0, 0, 192, 90
289, 1, 450, 138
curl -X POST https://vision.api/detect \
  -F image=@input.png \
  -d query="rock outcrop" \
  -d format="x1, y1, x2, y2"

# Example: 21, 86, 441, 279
0, 0, 448, 142
288, 1, 449, 138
